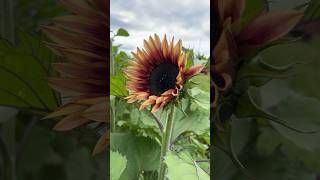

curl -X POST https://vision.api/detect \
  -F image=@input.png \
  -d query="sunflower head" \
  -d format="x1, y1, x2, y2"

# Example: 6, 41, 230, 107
42, 0, 109, 155
125, 34, 204, 113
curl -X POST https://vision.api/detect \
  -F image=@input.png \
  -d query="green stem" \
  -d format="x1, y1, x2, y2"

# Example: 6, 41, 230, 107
110, 38, 116, 132
110, 103, 116, 132
158, 105, 175, 180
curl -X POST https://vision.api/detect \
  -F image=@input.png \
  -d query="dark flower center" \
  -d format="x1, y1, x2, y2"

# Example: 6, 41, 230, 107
149, 63, 179, 96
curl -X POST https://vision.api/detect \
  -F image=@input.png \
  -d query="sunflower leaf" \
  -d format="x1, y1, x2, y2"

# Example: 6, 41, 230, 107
111, 151, 127, 180
110, 133, 160, 180
116, 28, 130, 37
235, 89, 319, 134
164, 151, 210, 180
0, 31, 58, 112
110, 73, 128, 97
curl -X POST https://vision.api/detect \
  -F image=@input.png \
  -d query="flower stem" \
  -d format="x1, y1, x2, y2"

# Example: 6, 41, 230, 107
110, 37, 116, 132
158, 105, 175, 180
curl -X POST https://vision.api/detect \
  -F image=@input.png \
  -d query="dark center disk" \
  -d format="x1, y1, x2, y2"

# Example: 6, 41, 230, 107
149, 63, 179, 96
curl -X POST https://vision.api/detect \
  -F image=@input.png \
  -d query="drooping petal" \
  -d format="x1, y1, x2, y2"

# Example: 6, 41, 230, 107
53, 114, 90, 131
184, 64, 204, 79
237, 11, 303, 48
81, 102, 108, 122
43, 104, 87, 119
151, 103, 161, 113
139, 98, 156, 110
93, 131, 109, 155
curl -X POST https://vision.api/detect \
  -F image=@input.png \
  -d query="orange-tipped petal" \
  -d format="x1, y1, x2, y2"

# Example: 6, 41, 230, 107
124, 94, 136, 100
149, 95, 159, 100
172, 40, 182, 62
139, 98, 156, 110
162, 34, 169, 60
156, 96, 165, 104
136, 92, 150, 100
161, 89, 176, 96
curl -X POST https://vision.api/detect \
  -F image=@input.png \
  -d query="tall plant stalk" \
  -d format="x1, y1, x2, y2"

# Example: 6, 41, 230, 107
158, 105, 175, 180
110, 38, 116, 132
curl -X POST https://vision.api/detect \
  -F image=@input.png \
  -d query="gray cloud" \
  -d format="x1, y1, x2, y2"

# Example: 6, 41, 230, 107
111, 0, 210, 56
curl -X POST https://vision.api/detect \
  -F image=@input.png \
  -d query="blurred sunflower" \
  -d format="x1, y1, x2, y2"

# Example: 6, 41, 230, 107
42, 0, 109, 155
212, 0, 303, 106
125, 34, 204, 113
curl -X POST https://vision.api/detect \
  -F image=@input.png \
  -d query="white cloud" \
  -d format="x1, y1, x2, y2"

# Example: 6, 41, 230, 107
111, 0, 210, 56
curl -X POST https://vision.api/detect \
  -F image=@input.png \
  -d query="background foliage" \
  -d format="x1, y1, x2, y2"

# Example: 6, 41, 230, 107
213, 0, 320, 179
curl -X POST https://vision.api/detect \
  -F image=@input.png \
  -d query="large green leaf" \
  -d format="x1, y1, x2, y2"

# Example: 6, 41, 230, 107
241, 0, 265, 27
164, 151, 209, 180
110, 73, 128, 97
257, 126, 320, 172
111, 151, 127, 180
110, 133, 160, 180
172, 100, 209, 142
0, 32, 58, 112
186, 74, 210, 110
302, 0, 320, 22
262, 88, 320, 151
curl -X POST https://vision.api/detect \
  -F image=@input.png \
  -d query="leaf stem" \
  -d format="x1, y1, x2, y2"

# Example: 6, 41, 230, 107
158, 105, 175, 180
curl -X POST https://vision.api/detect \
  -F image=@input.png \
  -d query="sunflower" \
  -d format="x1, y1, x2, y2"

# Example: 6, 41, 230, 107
42, 0, 109, 155
212, 0, 303, 106
125, 34, 204, 113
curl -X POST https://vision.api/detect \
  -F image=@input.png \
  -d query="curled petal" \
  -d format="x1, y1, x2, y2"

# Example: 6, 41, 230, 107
176, 71, 183, 85
151, 103, 161, 113
139, 98, 156, 110
162, 89, 176, 96
211, 73, 232, 91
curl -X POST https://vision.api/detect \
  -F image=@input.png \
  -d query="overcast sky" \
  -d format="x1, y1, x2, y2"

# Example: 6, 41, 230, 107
110, 0, 210, 56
